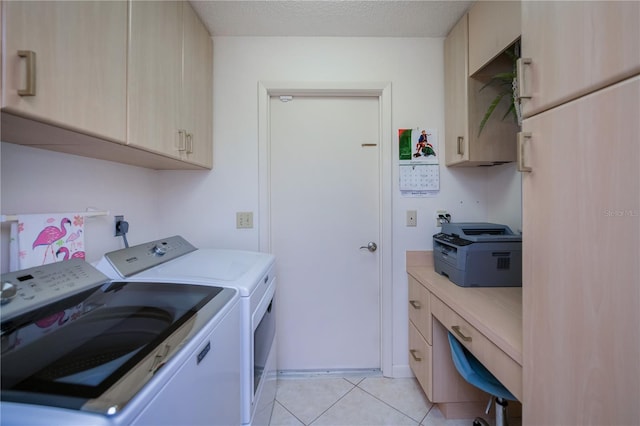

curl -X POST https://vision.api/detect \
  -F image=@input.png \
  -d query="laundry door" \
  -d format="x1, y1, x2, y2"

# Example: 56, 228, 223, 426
270, 95, 380, 370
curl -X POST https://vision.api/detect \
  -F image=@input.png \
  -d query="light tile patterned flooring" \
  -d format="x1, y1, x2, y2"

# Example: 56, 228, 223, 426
269, 373, 518, 426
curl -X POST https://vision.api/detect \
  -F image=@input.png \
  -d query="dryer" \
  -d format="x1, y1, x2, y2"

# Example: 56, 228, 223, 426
97, 236, 277, 426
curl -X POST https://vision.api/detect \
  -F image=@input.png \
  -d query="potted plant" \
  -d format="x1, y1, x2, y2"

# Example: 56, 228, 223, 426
478, 41, 522, 136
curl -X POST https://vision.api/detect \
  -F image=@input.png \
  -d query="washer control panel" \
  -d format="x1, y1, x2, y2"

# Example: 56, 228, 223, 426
0, 258, 109, 321
102, 235, 197, 278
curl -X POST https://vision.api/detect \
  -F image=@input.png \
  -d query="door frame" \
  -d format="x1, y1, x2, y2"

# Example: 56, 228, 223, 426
258, 81, 393, 376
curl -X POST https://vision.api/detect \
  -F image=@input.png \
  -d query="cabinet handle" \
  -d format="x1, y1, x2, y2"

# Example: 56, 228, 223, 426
186, 133, 193, 154
409, 349, 422, 362
17, 50, 36, 96
516, 58, 532, 100
178, 129, 186, 152
452, 325, 472, 342
457, 136, 464, 155
517, 132, 532, 173
409, 300, 421, 309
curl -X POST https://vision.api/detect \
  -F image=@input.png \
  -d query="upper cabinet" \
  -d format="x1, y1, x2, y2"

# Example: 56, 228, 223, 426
128, 1, 212, 169
180, 3, 214, 168
128, 1, 183, 161
444, 7, 520, 167
2, 1, 127, 143
1, 0, 213, 170
519, 1, 640, 118
468, 1, 521, 77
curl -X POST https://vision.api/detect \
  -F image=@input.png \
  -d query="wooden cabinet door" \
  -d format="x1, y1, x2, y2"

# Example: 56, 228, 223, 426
181, 3, 213, 169
444, 14, 469, 166
2, 1, 127, 142
445, 13, 518, 167
522, 76, 639, 425
128, 0, 182, 159
468, 0, 520, 76
520, 1, 640, 118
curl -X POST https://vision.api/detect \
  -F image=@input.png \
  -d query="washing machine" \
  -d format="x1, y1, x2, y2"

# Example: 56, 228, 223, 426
96, 235, 277, 426
0, 258, 241, 426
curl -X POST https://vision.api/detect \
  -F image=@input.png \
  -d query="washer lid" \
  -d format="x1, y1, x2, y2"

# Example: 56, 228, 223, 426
135, 249, 275, 296
1, 281, 234, 415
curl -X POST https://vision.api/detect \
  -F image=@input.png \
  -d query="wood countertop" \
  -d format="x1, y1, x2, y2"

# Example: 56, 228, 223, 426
407, 251, 523, 366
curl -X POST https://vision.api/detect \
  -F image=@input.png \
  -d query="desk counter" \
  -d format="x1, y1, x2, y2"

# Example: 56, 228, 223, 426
407, 251, 522, 403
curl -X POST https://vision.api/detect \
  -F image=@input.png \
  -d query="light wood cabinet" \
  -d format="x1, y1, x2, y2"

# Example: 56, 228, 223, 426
1, 0, 213, 170
180, 3, 213, 168
128, 1, 213, 169
1, 1, 127, 143
468, 1, 521, 76
520, 1, 640, 118
127, 1, 182, 160
521, 76, 640, 425
444, 14, 520, 167
520, 2, 640, 423
407, 273, 489, 418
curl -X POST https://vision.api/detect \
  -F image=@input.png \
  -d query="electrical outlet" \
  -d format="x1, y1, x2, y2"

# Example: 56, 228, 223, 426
406, 210, 417, 227
114, 215, 125, 236
436, 210, 449, 227
236, 212, 253, 229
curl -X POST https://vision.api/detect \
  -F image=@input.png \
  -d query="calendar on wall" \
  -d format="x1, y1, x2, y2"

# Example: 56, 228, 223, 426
398, 127, 440, 197
399, 164, 440, 191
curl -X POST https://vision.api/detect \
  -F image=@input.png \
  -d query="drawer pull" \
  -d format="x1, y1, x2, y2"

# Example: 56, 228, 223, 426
409, 349, 422, 362
409, 300, 421, 309
452, 325, 472, 342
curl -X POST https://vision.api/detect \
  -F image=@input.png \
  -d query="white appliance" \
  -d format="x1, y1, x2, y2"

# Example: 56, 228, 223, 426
0, 258, 241, 426
97, 236, 277, 426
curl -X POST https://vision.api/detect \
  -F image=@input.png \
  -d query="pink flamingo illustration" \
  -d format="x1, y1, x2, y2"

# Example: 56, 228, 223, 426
66, 229, 82, 243
55, 247, 86, 260
66, 229, 83, 249
32, 218, 72, 264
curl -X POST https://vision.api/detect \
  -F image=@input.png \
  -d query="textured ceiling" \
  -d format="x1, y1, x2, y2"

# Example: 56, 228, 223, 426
190, 1, 474, 37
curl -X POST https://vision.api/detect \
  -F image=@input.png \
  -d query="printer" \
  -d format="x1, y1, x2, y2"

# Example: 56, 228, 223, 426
433, 222, 522, 287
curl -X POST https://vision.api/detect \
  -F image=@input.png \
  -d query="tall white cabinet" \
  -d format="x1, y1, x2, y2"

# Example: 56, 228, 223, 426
520, 2, 640, 424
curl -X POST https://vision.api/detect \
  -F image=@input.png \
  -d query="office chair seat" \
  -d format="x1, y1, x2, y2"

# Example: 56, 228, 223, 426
447, 332, 516, 401
448, 332, 516, 426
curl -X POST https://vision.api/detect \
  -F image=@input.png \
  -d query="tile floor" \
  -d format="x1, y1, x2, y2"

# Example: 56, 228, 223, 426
269, 373, 520, 426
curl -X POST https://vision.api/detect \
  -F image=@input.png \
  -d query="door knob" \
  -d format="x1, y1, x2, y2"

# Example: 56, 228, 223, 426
360, 242, 377, 252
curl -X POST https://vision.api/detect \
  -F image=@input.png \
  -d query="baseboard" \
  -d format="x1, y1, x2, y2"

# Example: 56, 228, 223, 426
277, 368, 381, 379
391, 364, 415, 378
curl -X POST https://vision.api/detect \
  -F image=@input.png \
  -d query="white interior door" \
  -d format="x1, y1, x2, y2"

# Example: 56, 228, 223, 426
270, 95, 380, 371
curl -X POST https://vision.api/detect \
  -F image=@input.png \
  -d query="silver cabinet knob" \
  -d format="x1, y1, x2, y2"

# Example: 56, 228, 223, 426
360, 242, 377, 252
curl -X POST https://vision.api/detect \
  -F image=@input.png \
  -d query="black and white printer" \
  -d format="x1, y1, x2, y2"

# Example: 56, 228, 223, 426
433, 222, 522, 287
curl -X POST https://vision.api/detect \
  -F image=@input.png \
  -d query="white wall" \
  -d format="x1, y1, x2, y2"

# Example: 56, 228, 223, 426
0, 142, 164, 271
0, 36, 520, 377
156, 37, 517, 376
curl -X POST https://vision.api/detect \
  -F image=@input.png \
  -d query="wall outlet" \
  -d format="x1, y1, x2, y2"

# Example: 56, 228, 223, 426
114, 215, 125, 236
436, 210, 449, 227
406, 210, 417, 227
236, 212, 253, 229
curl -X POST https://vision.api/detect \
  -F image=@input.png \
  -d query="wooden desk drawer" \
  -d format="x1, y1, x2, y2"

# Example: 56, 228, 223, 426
431, 296, 523, 401
409, 275, 431, 343
409, 321, 433, 399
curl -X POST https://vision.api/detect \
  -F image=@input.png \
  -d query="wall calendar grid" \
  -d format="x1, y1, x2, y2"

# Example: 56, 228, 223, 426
399, 164, 440, 192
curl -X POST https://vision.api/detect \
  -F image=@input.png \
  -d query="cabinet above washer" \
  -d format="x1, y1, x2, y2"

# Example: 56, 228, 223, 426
1, 1, 213, 170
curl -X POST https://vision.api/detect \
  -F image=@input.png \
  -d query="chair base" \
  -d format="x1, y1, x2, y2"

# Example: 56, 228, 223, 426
473, 397, 509, 426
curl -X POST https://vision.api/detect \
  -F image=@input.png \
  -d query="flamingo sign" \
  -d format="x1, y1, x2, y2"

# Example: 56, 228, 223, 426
16, 213, 86, 269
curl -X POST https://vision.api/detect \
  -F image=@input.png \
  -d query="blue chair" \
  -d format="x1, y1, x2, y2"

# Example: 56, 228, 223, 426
448, 332, 516, 426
